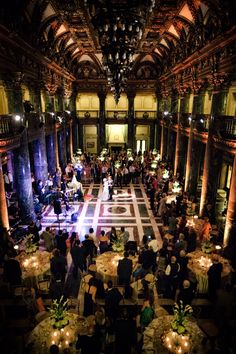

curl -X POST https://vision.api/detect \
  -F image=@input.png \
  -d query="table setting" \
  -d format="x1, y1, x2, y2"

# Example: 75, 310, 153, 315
187, 249, 230, 293
16, 249, 51, 283
27, 312, 90, 353
96, 251, 138, 284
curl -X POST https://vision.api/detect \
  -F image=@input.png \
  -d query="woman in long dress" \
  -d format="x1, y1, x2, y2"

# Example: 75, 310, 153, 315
101, 178, 109, 201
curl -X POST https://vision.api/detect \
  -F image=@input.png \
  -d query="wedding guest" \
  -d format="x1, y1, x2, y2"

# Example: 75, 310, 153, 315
105, 280, 123, 326
117, 251, 133, 286
55, 230, 67, 256
200, 217, 212, 242
3, 251, 22, 286
83, 277, 97, 317
207, 255, 223, 301
50, 248, 67, 284
186, 227, 197, 253
98, 230, 109, 254
114, 307, 137, 354
120, 226, 130, 245
70, 240, 86, 278
176, 279, 195, 306
40, 226, 54, 252
165, 256, 180, 299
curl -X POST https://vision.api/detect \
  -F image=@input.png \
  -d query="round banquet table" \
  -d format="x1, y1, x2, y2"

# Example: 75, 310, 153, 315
27, 313, 90, 354
96, 251, 138, 285
16, 250, 51, 285
142, 315, 205, 354
187, 250, 231, 293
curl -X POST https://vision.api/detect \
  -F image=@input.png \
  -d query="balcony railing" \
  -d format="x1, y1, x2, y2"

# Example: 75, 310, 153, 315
179, 113, 191, 128
0, 114, 25, 138
135, 111, 156, 119
76, 110, 99, 119
194, 114, 210, 133
213, 115, 236, 140
106, 111, 127, 119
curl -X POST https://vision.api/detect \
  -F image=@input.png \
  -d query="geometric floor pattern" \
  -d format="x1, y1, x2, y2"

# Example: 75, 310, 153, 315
41, 180, 163, 248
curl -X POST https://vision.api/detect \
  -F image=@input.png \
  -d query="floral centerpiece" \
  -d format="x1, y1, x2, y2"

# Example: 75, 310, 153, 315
172, 181, 181, 194
24, 234, 38, 254
50, 296, 69, 329
162, 301, 193, 353
171, 301, 193, 334
112, 239, 124, 253
201, 239, 214, 254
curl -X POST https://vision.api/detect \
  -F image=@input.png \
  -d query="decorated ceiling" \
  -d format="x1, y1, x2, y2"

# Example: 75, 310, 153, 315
0, 1, 234, 89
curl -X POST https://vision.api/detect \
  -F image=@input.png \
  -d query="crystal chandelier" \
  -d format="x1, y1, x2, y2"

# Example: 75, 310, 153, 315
85, 0, 155, 103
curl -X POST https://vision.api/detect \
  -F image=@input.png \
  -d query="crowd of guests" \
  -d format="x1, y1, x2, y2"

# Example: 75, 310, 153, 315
1, 148, 236, 354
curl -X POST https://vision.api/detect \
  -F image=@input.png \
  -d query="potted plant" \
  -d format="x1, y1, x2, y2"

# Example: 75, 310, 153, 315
50, 296, 69, 329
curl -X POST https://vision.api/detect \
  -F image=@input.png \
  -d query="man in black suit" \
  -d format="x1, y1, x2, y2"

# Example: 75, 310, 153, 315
3, 251, 22, 286
117, 251, 133, 286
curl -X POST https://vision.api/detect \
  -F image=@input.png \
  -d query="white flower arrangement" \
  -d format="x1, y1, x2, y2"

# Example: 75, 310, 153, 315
50, 296, 69, 329
24, 234, 38, 254
112, 239, 124, 253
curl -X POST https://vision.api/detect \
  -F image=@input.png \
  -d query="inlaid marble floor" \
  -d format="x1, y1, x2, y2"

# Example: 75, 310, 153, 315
41, 181, 163, 248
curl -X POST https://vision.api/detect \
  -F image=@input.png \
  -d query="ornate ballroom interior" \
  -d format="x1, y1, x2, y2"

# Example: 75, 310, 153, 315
0, 1, 236, 354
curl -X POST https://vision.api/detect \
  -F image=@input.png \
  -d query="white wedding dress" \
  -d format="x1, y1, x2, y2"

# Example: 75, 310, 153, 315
101, 180, 110, 201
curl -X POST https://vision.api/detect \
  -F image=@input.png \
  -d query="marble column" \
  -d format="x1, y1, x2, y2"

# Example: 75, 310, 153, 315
127, 92, 136, 150
46, 133, 57, 176
149, 122, 155, 150
69, 121, 73, 161
31, 84, 42, 113
185, 118, 195, 194
54, 126, 60, 169
199, 91, 220, 216
224, 155, 236, 246
33, 128, 48, 183
168, 130, 176, 167
72, 119, 79, 152
174, 119, 186, 177
98, 92, 106, 150
160, 124, 165, 160
7, 151, 14, 188
0, 154, 9, 229
58, 129, 67, 170
13, 129, 35, 223
5, 73, 24, 113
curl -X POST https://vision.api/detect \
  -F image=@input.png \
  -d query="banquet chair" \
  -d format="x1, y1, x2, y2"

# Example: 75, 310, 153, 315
35, 310, 50, 323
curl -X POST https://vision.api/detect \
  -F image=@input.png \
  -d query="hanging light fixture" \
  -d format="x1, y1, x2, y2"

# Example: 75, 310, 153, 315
84, 0, 155, 103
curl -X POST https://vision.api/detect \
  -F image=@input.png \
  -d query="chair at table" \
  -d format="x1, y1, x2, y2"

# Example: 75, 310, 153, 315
35, 310, 50, 323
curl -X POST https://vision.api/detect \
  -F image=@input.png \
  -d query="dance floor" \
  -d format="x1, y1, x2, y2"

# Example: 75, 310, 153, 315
41, 181, 163, 248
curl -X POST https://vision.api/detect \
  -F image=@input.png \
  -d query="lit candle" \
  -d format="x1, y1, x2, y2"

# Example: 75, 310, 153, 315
66, 332, 69, 336
53, 332, 57, 337
65, 341, 69, 345
51, 341, 55, 345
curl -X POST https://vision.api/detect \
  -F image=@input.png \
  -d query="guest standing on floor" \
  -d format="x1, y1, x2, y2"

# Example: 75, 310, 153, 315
117, 251, 133, 297
83, 277, 97, 317
207, 255, 223, 301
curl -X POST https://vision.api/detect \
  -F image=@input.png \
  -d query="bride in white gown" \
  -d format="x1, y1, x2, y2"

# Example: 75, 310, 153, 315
101, 178, 109, 201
